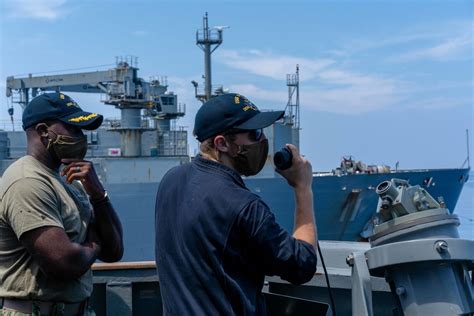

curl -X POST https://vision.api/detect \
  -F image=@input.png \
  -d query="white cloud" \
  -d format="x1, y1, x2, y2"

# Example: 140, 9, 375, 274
396, 32, 473, 62
213, 32, 473, 114
308, 84, 401, 114
229, 74, 470, 115
228, 84, 287, 108
344, 31, 441, 54
336, 20, 473, 63
167, 75, 201, 109
216, 49, 404, 114
216, 49, 334, 81
381, 20, 474, 62
229, 79, 401, 115
4, 0, 68, 21
402, 96, 471, 111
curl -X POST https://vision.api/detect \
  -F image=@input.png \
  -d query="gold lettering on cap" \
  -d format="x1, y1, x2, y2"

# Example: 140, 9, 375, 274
242, 105, 257, 111
68, 113, 98, 122
234, 96, 240, 104
66, 101, 79, 107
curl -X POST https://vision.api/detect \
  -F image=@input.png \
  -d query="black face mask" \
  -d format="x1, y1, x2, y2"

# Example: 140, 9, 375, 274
231, 139, 269, 176
46, 129, 88, 160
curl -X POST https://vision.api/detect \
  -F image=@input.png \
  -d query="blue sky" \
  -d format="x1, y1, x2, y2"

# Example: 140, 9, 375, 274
0, 0, 472, 170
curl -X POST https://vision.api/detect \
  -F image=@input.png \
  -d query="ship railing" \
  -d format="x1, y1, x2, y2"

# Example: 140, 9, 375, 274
176, 102, 186, 116
313, 171, 338, 177
0, 116, 187, 133
115, 55, 138, 68
149, 75, 168, 87
90, 261, 333, 315
196, 29, 222, 42
101, 117, 158, 130
314, 168, 395, 177
2, 146, 27, 159
0, 120, 22, 131
91, 261, 158, 315
194, 84, 226, 97
4, 143, 190, 159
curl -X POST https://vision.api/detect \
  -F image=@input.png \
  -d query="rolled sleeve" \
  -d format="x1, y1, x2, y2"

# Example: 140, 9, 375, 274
236, 199, 317, 284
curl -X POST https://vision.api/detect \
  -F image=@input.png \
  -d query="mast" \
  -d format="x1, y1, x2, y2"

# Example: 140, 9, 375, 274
194, 13, 226, 102
286, 64, 300, 129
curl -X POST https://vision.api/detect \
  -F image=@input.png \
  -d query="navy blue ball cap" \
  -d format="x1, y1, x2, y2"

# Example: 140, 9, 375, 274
22, 92, 103, 131
194, 93, 285, 142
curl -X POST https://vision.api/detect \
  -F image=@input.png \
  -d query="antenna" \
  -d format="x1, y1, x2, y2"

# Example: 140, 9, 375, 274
195, 12, 225, 102
461, 129, 470, 169
466, 129, 470, 169
213, 26, 230, 32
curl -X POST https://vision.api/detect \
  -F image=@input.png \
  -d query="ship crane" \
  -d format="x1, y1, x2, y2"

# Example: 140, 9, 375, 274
5, 56, 185, 157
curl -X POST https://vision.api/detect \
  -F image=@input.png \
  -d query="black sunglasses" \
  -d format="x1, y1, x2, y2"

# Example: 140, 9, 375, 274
224, 128, 264, 142
248, 128, 264, 142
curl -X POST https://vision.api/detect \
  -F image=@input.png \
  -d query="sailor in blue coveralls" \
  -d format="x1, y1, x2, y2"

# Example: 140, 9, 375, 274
155, 93, 318, 315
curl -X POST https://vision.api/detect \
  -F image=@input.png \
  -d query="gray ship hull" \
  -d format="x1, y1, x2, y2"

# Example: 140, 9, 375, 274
106, 166, 469, 261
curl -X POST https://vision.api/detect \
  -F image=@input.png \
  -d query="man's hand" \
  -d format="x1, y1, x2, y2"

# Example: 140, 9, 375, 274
275, 144, 312, 189
61, 160, 123, 262
60, 159, 105, 201
275, 144, 317, 248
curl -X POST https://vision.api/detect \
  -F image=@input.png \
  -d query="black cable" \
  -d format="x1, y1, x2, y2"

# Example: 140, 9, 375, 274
317, 241, 336, 316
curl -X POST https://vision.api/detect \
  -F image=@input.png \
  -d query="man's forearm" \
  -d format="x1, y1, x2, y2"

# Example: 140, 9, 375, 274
292, 187, 317, 248
57, 242, 99, 279
22, 226, 100, 281
91, 198, 124, 262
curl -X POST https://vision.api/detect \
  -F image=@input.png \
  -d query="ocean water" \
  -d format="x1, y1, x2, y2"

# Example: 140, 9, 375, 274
457, 172, 473, 240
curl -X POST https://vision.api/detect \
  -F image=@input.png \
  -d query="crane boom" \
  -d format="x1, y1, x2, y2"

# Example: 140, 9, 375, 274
5, 57, 185, 156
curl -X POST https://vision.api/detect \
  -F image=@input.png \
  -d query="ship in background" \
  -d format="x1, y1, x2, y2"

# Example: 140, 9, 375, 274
0, 14, 470, 262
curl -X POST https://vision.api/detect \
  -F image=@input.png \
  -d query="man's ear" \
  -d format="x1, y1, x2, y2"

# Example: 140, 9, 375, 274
214, 135, 230, 153
35, 123, 49, 138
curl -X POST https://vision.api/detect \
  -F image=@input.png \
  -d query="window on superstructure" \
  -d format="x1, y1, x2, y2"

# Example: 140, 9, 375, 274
161, 96, 174, 105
